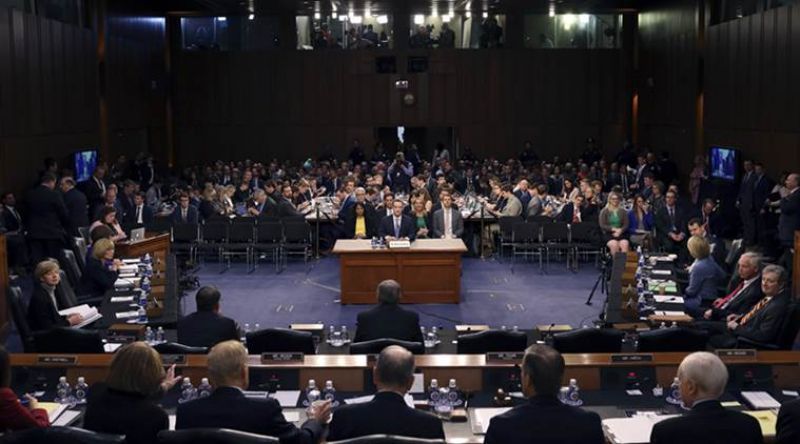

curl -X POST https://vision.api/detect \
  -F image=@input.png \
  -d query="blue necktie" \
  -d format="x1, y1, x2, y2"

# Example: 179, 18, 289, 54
394, 218, 400, 238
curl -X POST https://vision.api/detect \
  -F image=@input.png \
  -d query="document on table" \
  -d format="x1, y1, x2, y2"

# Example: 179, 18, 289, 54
115, 310, 139, 319
114, 277, 140, 288
654, 310, 687, 317
743, 410, 777, 437
283, 411, 301, 422
653, 295, 684, 304
741, 391, 781, 409
650, 269, 672, 276
110, 295, 135, 303
104, 343, 123, 353
648, 281, 678, 293
39, 402, 68, 423
53, 410, 81, 426
602, 414, 679, 444
410, 373, 425, 394
58, 304, 102, 328
470, 408, 511, 434
121, 259, 140, 264
345, 394, 414, 409
269, 391, 301, 407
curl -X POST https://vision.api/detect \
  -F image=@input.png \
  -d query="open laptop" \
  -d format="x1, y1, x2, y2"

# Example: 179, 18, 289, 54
129, 227, 145, 243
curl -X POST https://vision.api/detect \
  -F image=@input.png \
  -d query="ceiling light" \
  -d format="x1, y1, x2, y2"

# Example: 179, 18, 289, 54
579, 14, 590, 27
442, 14, 451, 23
562, 13, 576, 30
216, 16, 227, 21
351, 15, 363, 24
466, 11, 471, 18
414, 14, 424, 25
549, 3, 556, 17
431, 6, 438, 17
482, 12, 488, 18
377, 15, 388, 24
365, 6, 371, 17
248, 13, 254, 20
331, 11, 338, 19
313, 12, 320, 19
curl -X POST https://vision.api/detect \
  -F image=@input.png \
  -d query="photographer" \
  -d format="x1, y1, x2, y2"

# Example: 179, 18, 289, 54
387, 152, 413, 194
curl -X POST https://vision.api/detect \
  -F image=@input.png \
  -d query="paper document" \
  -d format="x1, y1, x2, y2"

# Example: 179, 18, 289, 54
53, 410, 81, 426
410, 373, 425, 394
58, 304, 102, 328
741, 391, 781, 409
269, 391, 300, 407
743, 410, 777, 437
650, 269, 671, 276
470, 408, 511, 434
648, 281, 678, 293
115, 310, 139, 319
114, 277, 140, 288
119, 273, 137, 279
602, 414, 678, 444
168, 414, 176, 430
110, 296, 135, 303
39, 402, 68, 422
104, 343, 123, 353
654, 311, 687, 317
345, 394, 414, 409
653, 295, 684, 304
284, 411, 301, 422
243, 391, 269, 399
121, 259, 140, 264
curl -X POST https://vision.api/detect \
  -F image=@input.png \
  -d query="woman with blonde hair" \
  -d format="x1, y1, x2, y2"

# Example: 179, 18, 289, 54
80, 238, 121, 298
684, 235, 725, 317
598, 192, 630, 254
26, 259, 82, 331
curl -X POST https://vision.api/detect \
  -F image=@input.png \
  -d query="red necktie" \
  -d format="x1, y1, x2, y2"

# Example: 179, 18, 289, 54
713, 281, 745, 309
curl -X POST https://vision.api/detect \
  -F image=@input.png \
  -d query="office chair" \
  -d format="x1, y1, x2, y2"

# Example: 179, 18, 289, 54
1, 426, 125, 443
7, 286, 35, 352
456, 330, 528, 354
552, 327, 624, 353
328, 435, 446, 444
154, 342, 208, 355
637, 327, 709, 352
157, 428, 279, 444
350, 338, 425, 355
32, 327, 104, 354
245, 328, 316, 355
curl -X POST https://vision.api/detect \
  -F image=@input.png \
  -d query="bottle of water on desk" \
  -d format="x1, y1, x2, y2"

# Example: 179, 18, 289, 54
242, 323, 250, 343
156, 326, 165, 343
566, 378, 582, 406
431, 326, 439, 345
371, 237, 378, 249
254, 323, 260, 333
141, 276, 151, 294
323, 380, 338, 406
435, 386, 453, 419
304, 379, 320, 407
428, 379, 440, 408
341, 326, 349, 343
137, 304, 148, 324
74, 377, 88, 404
448, 379, 462, 408
145, 326, 154, 344
666, 377, 682, 405
178, 378, 196, 404
55, 376, 71, 404
198, 378, 212, 398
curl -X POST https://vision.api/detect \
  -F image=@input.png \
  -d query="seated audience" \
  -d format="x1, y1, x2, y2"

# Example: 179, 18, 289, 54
124, 191, 154, 226
80, 238, 121, 298
683, 236, 726, 317
27, 259, 82, 331
688, 217, 727, 267
328, 345, 445, 441
354, 279, 423, 343
84, 342, 180, 443
703, 252, 763, 321
277, 184, 303, 219
0, 346, 49, 430
345, 202, 377, 239
627, 194, 654, 246
485, 344, 603, 444
89, 206, 127, 242
777, 397, 800, 444
177, 286, 239, 348
177, 340, 329, 442
655, 190, 688, 254
650, 352, 762, 444
410, 197, 432, 239
249, 188, 278, 219
598, 192, 630, 254
198, 187, 223, 221
378, 200, 416, 241
489, 184, 522, 217
171, 193, 199, 224
432, 193, 464, 239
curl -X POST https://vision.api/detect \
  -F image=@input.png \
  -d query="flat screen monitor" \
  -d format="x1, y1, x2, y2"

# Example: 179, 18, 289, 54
709, 146, 738, 182
74, 150, 98, 182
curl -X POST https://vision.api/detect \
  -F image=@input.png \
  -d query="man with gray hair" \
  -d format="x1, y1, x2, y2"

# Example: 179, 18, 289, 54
353, 279, 423, 343
703, 252, 763, 321
327, 345, 444, 440
650, 352, 762, 444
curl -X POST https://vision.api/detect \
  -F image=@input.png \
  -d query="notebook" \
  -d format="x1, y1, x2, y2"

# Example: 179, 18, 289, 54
58, 304, 102, 328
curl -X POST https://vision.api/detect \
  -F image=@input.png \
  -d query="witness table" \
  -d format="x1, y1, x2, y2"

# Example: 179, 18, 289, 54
332, 239, 468, 304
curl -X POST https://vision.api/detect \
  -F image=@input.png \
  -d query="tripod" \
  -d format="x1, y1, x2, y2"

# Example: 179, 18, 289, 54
585, 251, 611, 306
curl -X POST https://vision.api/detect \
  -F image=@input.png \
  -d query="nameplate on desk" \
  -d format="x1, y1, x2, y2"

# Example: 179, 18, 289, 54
261, 352, 304, 363
716, 349, 757, 361
486, 352, 525, 362
161, 354, 186, 365
388, 240, 411, 249
37, 356, 77, 365
610, 354, 653, 363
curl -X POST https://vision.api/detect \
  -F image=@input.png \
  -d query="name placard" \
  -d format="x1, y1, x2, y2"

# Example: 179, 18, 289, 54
716, 349, 757, 361
610, 354, 654, 363
486, 352, 525, 362
161, 354, 187, 365
37, 356, 78, 365
388, 240, 411, 249
261, 352, 304, 363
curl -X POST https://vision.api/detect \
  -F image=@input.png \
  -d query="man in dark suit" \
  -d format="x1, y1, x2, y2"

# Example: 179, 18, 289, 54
177, 286, 239, 348
60, 177, 89, 235
124, 192, 154, 227
354, 279, 423, 343
485, 344, 603, 444
78, 164, 108, 217
24, 173, 71, 266
378, 200, 416, 241
703, 252, 762, 322
752, 163, 773, 243
738, 160, 757, 246
777, 173, 799, 272
432, 193, 464, 239
247, 189, 278, 219
176, 340, 329, 443
171, 193, 199, 224
655, 190, 688, 255
1, 192, 29, 270
650, 352, 762, 444
328, 345, 445, 441
688, 218, 727, 267
777, 397, 800, 444
277, 184, 303, 219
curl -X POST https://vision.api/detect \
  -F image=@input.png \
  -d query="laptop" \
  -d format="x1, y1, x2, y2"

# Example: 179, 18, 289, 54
129, 227, 145, 243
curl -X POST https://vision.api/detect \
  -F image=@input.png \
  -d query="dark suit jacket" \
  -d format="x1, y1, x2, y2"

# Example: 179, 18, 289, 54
78, 177, 106, 208
177, 310, 239, 348
176, 386, 324, 444
124, 204, 154, 226
63, 188, 89, 235
354, 304, 423, 343
484, 395, 604, 444
171, 205, 199, 225
778, 190, 800, 245
378, 214, 416, 240
80, 257, 119, 298
650, 400, 762, 444
777, 397, 800, 444
432, 207, 464, 238
24, 185, 69, 240
344, 208, 378, 239
327, 391, 444, 441
734, 290, 790, 344
710, 275, 763, 320
1, 205, 22, 232
83, 383, 168, 444
278, 197, 303, 219
26, 284, 69, 332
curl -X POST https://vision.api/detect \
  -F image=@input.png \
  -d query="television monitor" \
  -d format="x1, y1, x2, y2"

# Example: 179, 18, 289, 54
709, 146, 738, 182
74, 150, 97, 182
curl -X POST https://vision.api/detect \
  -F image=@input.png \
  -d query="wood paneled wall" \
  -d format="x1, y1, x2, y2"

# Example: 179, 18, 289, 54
173, 49, 630, 165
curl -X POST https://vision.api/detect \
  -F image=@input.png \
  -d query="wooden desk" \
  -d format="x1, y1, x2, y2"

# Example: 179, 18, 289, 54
115, 233, 170, 259
332, 239, 468, 304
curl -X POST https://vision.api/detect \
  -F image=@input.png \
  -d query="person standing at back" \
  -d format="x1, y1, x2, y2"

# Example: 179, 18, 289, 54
25, 172, 70, 266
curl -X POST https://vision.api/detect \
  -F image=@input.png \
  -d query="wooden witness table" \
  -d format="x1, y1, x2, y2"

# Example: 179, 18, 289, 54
332, 239, 468, 304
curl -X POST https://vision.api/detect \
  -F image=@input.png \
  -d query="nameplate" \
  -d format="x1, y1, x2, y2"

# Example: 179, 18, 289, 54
388, 240, 411, 249
610, 354, 654, 363
37, 356, 77, 365
161, 354, 187, 365
716, 349, 757, 361
486, 352, 524, 362
261, 352, 304, 363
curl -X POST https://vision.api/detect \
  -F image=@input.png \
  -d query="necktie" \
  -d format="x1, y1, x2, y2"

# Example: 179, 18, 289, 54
669, 207, 675, 228
572, 206, 581, 224
740, 296, 772, 325
182, 208, 187, 222
394, 218, 401, 238
713, 281, 745, 309
136, 206, 142, 224
444, 209, 451, 237
96, 177, 105, 194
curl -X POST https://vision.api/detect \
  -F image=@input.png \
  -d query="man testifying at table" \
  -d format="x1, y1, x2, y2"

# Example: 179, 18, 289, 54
177, 286, 239, 348
327, 345, 445, 441
354, 280, 423, 343
484, 344, 604, 444
650, 352, 763, 444
432, 193, 464, 239
379, 200, 416, 241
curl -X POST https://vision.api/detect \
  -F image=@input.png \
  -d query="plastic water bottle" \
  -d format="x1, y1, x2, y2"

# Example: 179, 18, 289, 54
179, 378, 196, 404
304, 379, 320, 406
141, 277, 151, 294
254, 323, 261, 333
137, 305, 148, 324
341, 326, 349, 343
435, 386, 453, 419
55, 376, 71, 404
559, 386, 570, 404
420, 326, 427, 338
566, 378, 582, 406
144, 326, 154, 343
242, 323, 250, 343
138, 291, 148, 308
512, 325, 519, 332
447, 379, 462, 407
74, 377, 88, 404
323, 380, 337, 404
500, 325, 507, 331
156, 327, 165, 343
666, 377, 682, 405
197, 378, 212, 398
371, 237, 378, 249
431, 326, 439, 344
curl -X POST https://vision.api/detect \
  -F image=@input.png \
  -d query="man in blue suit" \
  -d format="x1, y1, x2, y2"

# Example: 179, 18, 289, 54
171, 193, 199, 224
378, 200, 416, 241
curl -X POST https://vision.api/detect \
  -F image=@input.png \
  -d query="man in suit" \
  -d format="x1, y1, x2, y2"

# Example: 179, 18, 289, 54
59, 177, 89, 235
118, 180, 137, 222
125, 192, 154, 227
558, 194, 585, 224
177, 340, 329, 443
703, 252, 763, 322
277, 184, 303, 219
93, 187, 124, 221
354, 280, 423, 343
387, 152, 413, 194
24, 173, 71, 266
432, 193, 464, 239
171, 193, 199, 224
777, 397, 800, 444
177, 286, 239, 348
752, 163, 773, 244
655, 190, 688, 255
650, 352, 762, 444
738, 159, 757, 246
778, 173, 799, 272
328, 345, 445, 441
489, 184, 522, 217
485, 344, 603, 444
247, 189, 278, 219
1, 192, 28, 270
688, 218, 727, 267
378, 200, 416, 241
78, 164, 107, 216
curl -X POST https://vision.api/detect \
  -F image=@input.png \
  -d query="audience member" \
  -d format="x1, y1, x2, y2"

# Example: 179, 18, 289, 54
655, 190, 688, 254
432, 193, 464, 239
177, 286, 239, 348
598, 192, 629, 254
0, 346, 49, 431
24, 173, 70, 266
171, 193, 199, 224
703, 252, 762, 322
354, 280, 423, 343
59, 176, 89, 236
0, 192, 28, 271
89, 207, 127, 242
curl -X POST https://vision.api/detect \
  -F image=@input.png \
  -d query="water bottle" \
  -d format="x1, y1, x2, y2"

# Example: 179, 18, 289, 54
143, 253, 152, 266
637, 245, 644, 265
420, 326, 426, 338
512, 325, 519, 332
371, 237, 378, 249
559, 386, 570, 404
74, 377, 89, 404
242, 323, 250, 343
198, 378, 212, 398
304, 379, 321, 406
144, 326, 154, 343
254, 323, 261, 333
500, 325, 507, 331
425, 331, 436, 348
179, 378, 196, 404
448, 379, 462, 407
431, 326, 439, 345
323, 380, 337, 405
138, 291, 148, 308
341, 326, 349, 343
137, 305, 148, 324
55, 376, 71, 404
666, 377, 682, 405
434, 386, 453, 419
156, 327, 165, 343
659, 322, 667, 329
428, 379, 440, 407
141, 276, 151, 294
566, 378, 582, 406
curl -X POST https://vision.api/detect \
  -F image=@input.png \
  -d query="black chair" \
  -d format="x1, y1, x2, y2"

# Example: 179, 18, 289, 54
157, 428, 279, 444
637, 327, 709, 352
62, 248, 83, 290
77, 226, 92, 244
32, 327, 104, 353
253, 222, 283, 273
8, 286, 34, 352
198, 222, 229, 267
328, 435, 446, 444
57, 270, 102, 306
224, 220, 255, 270
456, 330, 528, 354
349, 338, 425, 355
147, 217, 173, 235
2, 426, 125, 444
510, 222, 542, 273
496, 215, 523, 260
245, 328, 316, 355
282, 220, 312, 266
570, 222, 603, 269
172, 223, 199, 263
737, 303, 800, 350
154, 342, 208, 355
552, 328, 624, 353
541, 222, 572, 272
73, 237, 88, 271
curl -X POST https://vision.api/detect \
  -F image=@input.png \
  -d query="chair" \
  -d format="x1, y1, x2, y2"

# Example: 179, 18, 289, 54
637, 327, 709, 352
223, 220, 255, 270
253, 222, 283, 273
552, 328, 624, 353
172, 223, 199, 263
2, 426, 125, 444
157, 429, 279, 444
56, 271, 79, 307
245, 328, 316, 355
154, 342, 208, 355
456, 330, 528, 354
147, 217, 173, 234
62, 249, 83, 290
282, 220, 312, 266
541, 222, 572, 272
198, 222, 229, 267
570, 222, 603, 269
349, 338, 425, 355
77, 226, 92, 244
496, 216, 523, 260
737, 303, 800, 350
32, 327, 104, 353
510, 222, 542, 273
328, 435, 446, 444
8, 286, 34, 352
73, 237, 88, 271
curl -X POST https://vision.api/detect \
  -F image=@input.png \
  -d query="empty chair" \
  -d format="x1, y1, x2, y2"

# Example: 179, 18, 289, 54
172, 223, 199, 263
328, 435, 446, 444
456, 330, 528, 354
7, 286, 34, 352
349, 338, 425, 355
245, 328, 315, 355
1, 426, 126, 444
497, 215, 524, 259
551, 328, 624, 353
77, 226, 92, 244
157, 428, 279, 444
32, 327, 104, 353
511, 222, 542, 272
282, 221, 312, 265
154, 342, 208, 355
253, 222, 283, 272
223, 221, 255, 269
637, 327, 709, 352
541, 222, 572, 271
570, 222, 603, 268
198, 222, 229, 265
73, 237, 88, 270
147, 218, 173, 235
62, 249, 83, 290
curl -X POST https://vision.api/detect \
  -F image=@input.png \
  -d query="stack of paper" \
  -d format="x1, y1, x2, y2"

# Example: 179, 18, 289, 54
648, 281, 678, 293
58, 304, 102, 328
268, 391, 300, 407
741, 391, 781, 409
114, 277, 140, 289
470, 408, 511, 434
743, 410, 777, 437
344, 394, 415, 409
602, 414, 678, 444
39, 402, 68, 422
654, 295, 685, 304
